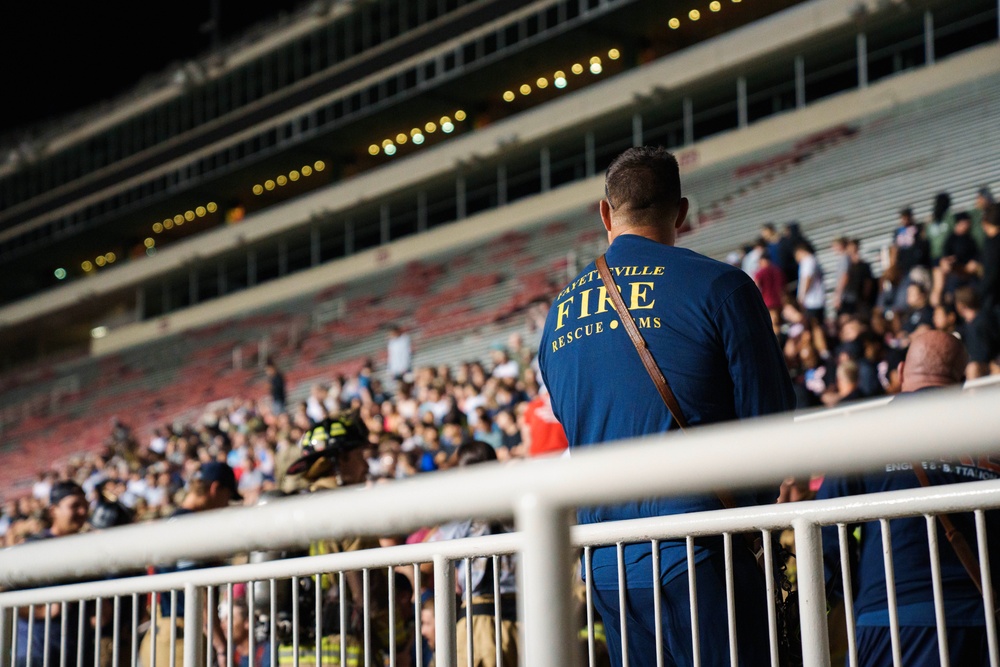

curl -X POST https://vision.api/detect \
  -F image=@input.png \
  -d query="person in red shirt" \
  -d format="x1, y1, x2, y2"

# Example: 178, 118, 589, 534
753, 242, 787, 327
522, 385, 569, 457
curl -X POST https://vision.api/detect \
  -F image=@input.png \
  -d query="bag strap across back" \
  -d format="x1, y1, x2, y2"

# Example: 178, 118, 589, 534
912, 462, 988, 597
595, 254, 689, 431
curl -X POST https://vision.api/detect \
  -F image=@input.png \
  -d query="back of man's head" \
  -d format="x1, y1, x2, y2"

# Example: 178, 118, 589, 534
604, 146, 681, 217
900, 330, 967, 392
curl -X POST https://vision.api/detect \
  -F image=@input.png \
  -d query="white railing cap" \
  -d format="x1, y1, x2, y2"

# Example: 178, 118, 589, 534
1, 384, 998, 588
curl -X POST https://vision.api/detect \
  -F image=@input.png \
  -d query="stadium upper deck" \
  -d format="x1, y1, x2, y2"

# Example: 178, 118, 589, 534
0, 0, 997, 371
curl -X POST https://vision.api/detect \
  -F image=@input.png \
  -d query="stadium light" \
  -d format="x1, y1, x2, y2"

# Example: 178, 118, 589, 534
503, 91, 515, 102
289, 170, 300, 182
710, 1, 721, 10
314, 161, 325, 171
669, 18, 680, 28
54, 268, 66, 280
90, 326, 108, 339
609, 48, 620, 60
571, 63, 584, 74
276, 175, 288, 186
689, 9, 701, 20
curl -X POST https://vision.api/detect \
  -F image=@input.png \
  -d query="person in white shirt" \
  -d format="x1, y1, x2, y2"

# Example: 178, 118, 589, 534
795, 241, 826, 323
386, 324, 412, 382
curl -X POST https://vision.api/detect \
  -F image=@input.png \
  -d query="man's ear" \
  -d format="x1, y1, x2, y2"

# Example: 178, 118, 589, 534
599, 198, 613, 233
675, 197, 690, 229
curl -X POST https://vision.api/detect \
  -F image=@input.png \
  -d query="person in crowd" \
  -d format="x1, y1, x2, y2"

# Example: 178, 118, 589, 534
900, 281, 934, 339
140, 462, 241, 667
976, 203, 1000, 309
265, 359, 287, 415
778, 222, 807, 286
386, 323, 413, 386
831, 236, 850, 312
429, 441, 519, 667
838, 239, 875, 317
933, 211, 981, 306
752, 240, 786, 327
954, 285, 1000, 379
13, 482, 93, 667
816, 330, 1000, 666
890, 207, 931, 275
926, 191, 955, 266
795, 240, 826, 324
538, 145, 795, 666
969, 185, 993, 250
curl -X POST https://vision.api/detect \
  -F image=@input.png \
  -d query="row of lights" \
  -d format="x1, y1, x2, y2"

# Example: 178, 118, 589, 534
368, 110, 468, 157
151, 201, 219, 235
80, 252, 118, 273
669, 0, 739, 29
503, 49, 620, 103
252, 161, 326, 196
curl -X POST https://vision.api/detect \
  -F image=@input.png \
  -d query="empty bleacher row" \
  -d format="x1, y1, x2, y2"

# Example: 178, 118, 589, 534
2, 70, 999, 494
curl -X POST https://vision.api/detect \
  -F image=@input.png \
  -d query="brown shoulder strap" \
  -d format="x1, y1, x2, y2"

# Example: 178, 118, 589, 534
912, 462, 986, 596
596, 254, 689, 430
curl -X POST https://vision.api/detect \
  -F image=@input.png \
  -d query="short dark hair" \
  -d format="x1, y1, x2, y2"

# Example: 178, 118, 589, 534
604, 146, 681, 213
954, 285, 980, 310
456, 440, 498, 467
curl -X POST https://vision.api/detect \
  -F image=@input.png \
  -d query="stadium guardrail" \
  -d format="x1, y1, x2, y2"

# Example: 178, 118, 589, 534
3, 385, 1000, 667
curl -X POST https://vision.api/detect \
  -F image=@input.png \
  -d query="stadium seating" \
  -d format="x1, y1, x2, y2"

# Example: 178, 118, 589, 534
1, 69, 999, 495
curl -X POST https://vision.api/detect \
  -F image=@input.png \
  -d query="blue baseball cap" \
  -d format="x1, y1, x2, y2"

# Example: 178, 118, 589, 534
193, 462, 242, 501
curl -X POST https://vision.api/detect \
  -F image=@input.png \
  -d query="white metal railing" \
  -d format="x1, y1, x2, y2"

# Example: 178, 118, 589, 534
3, 385, 1000, 667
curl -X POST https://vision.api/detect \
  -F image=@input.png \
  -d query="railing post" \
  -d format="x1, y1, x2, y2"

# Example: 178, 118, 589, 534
433, 556, 457, 667
516, 494, 575, 667
0, 604, 9, 667
792, 519, 831, 667
183, 584, 204, 667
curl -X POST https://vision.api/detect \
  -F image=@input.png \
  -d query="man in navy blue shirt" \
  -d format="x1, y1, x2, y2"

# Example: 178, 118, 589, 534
816, 330, 1000, 666
538, 146, 795, 666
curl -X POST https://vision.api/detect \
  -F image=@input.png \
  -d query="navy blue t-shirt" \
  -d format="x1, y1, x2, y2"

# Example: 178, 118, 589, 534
816, 398, 1000, 627
538, 234, 795, 588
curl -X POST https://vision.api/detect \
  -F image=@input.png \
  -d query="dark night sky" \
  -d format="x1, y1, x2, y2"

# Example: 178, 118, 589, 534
0, 0, 310, 140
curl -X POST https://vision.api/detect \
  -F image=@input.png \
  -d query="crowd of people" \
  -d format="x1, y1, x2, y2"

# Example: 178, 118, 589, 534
0, 324, 571, 667
726, 185, 999, 412
1, 164, 998, 666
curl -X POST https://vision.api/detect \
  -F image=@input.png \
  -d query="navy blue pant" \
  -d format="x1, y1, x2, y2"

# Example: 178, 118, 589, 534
592, 549, 772, 667
855, 625, 990, 666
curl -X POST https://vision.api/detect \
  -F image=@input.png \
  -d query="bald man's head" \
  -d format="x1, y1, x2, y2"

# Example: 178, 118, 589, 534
900, 330, 968, 392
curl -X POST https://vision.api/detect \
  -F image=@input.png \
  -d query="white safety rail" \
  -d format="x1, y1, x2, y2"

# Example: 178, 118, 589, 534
3, 385, 1000, 667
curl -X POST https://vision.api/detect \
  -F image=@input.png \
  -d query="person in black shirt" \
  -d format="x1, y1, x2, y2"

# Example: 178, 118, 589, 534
935, 212, 981, 306
977, 204, 1000, 310
265, 359, 287, 414
838, 239, 875, 317
955, 285, 1000, 380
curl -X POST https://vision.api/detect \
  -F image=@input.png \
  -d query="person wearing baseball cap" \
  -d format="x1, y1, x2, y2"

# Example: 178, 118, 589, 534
139, 461, 240, 667
16, 481, 93, 667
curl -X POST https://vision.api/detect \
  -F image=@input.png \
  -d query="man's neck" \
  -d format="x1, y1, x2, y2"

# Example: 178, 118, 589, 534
610, 226, 674, 246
